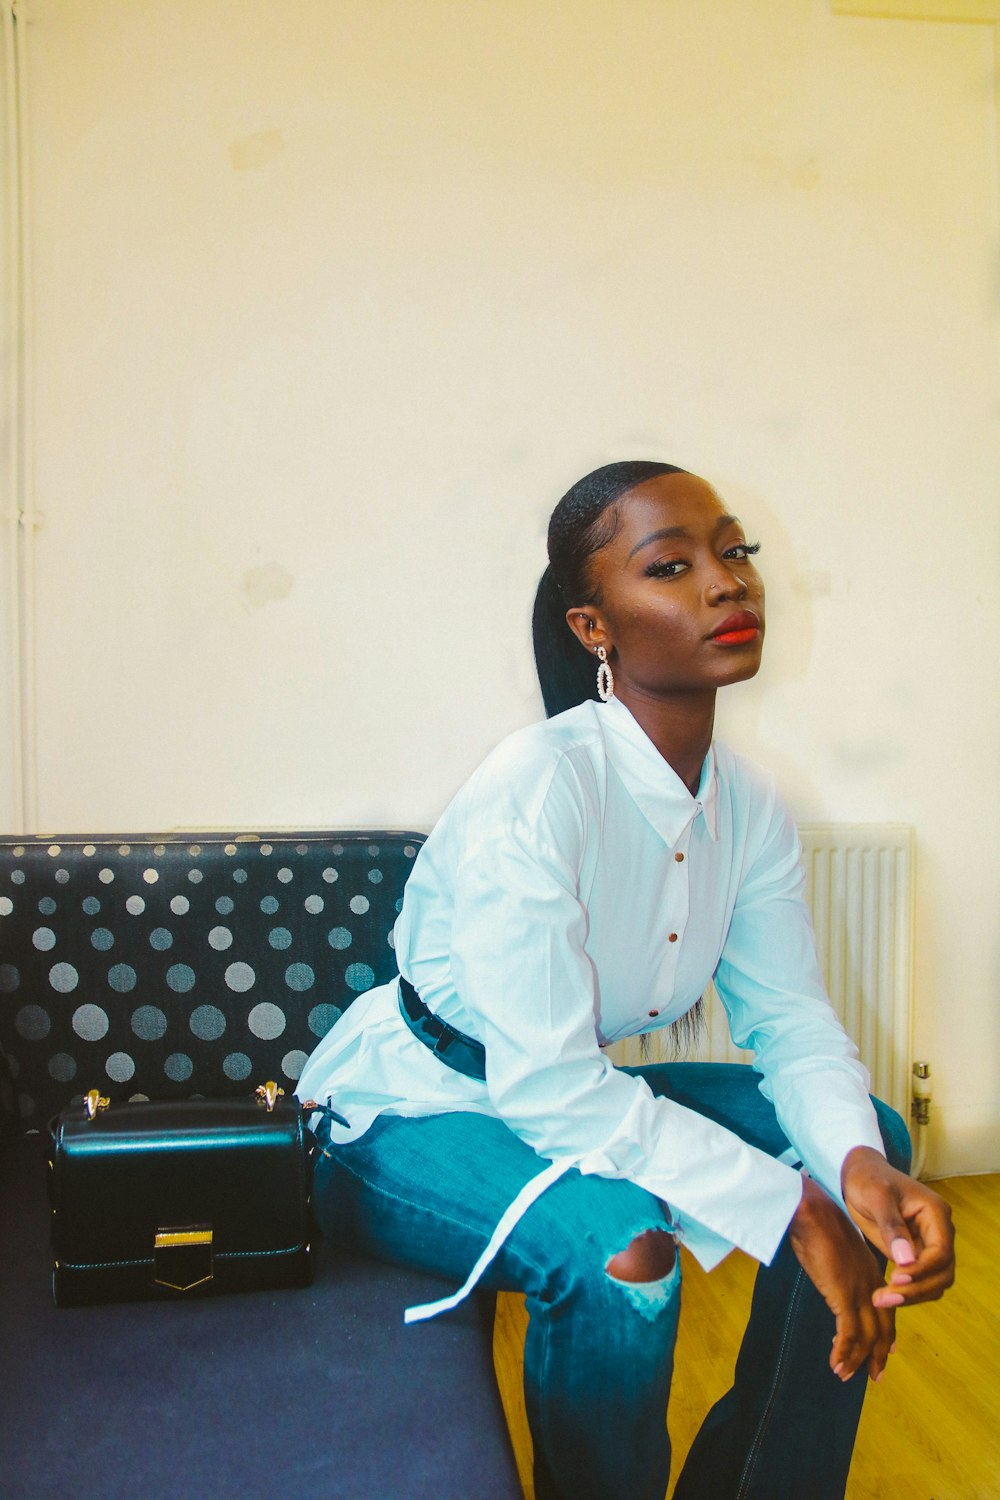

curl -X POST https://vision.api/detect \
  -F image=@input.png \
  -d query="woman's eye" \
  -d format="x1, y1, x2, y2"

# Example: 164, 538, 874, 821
722, 541, 761, 562
644, 559, 688, 579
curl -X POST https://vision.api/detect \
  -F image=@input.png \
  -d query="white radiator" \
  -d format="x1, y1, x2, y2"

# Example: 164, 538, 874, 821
610, 824, 915, 1119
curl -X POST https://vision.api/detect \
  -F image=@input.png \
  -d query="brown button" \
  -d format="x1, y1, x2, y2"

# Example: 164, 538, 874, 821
648, 1009, 659, 1018
668, 932, 678, 943
674, 852, 685, 862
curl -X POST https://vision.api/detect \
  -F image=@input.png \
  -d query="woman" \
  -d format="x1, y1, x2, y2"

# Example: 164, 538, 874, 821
298, 460, 955, 1500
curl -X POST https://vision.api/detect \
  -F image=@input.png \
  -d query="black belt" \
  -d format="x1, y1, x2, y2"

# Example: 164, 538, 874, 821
398, 977, 487, 1082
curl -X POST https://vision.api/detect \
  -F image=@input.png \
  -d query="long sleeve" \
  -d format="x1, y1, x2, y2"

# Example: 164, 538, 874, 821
447, 760, 804, 1269
713, 786, 887, 1211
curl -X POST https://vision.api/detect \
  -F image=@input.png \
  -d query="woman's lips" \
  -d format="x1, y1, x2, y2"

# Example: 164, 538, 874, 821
708, 610, 761, 645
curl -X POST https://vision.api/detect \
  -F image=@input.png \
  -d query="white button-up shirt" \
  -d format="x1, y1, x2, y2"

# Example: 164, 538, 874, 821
297, 697, 885, 1276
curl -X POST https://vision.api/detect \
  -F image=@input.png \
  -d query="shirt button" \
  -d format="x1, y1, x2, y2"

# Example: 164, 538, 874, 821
668, 932, 678, 943
674, 852, 685, 862
648, 1009, 659, 1018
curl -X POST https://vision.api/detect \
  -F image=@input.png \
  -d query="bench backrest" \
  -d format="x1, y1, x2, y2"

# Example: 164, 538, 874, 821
0, 831, 423, 1135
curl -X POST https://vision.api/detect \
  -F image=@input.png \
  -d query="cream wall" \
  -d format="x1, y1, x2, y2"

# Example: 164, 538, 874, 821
4, 0, 998, 1176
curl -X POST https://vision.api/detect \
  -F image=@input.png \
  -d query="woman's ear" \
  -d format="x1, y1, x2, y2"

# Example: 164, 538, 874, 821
565, 608, 611, 657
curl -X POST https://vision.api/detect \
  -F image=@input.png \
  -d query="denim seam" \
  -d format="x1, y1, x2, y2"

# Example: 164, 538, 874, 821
733, 1264, 807, 1500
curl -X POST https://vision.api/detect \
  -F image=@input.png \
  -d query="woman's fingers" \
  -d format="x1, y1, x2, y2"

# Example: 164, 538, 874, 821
840, 1148, 956, 1307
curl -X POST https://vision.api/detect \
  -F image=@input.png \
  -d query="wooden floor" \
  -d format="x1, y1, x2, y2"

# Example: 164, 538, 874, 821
492, 1174, 1000, 1500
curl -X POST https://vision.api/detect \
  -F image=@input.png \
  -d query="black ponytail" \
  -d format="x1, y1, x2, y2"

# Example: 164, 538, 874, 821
533, 460, 685, 717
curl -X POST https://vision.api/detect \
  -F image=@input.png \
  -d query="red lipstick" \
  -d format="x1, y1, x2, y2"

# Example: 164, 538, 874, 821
708, 610, 761, 646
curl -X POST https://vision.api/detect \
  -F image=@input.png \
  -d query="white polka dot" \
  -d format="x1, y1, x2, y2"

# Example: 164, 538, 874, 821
225, 843, 237, 856
296, 843, 309, 856
260, 895, 279, 914
48, 1053, 77, 1082
153, 844, 166, 857
99, 868, 115, 884
387, 930, 396, 949
90, 928, 115, 951
39, 896, 57, 915
128, 1092, 150, 1103
82, 896, 101, 915
72, 1003, 109, 1039
83, 844, 96, 857
0, 896, 12, 916
49, 962, 79, 993
132, 1005, 167, 1040
118, 845, 131, 856
345, 962, 375, 992
188, 869, 203, 884
260, 844, 273, 856
188, 844, 201, 856
55, 869, 70, 884
164, 1053, 193, 1082
108, 964, 138, 993
404, 845, 417, 858
166, 964, 196, 993
149, 927, 173, 951
32, 926, 56, 951
327, 927, 352, 950
209, 926, 233, 951
15, 1004, 50, 1040
105, 1052, 136, 1083
216, 895, 234, 915
233, 868, 248, 884
10, 869, 25, 884
349, 895, 370, 915
322, 867, 338, 883
47, 844, 61, 856
304, 895, 324, 914
225, 962, 256, 992
170, 895, 190, 915
368, 868, 384, 884
189, 1004, 227, 1041
143, 868, 159, 884
126, 895, 146, 915
248, 1002, 285, 1039
367, 844, 380, 857
223, 1051, 252, 1081
281, 1049, 308, 1081
12, 844, 24, 856
284, 962, 314, 992
277, 867, 293, 884
308, 1003, 342, 1036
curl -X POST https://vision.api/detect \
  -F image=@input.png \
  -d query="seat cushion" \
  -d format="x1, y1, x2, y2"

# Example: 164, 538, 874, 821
0, 1136, 522, 1500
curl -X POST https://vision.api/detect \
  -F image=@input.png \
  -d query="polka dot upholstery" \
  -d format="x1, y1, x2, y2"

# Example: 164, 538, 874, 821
0, 832, 424, 1130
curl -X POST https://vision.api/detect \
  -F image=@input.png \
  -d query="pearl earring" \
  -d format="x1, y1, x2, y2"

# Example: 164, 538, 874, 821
595, 645, 614, 702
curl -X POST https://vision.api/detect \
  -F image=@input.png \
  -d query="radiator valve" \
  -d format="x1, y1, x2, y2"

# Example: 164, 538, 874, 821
912, 1060, 932, 1128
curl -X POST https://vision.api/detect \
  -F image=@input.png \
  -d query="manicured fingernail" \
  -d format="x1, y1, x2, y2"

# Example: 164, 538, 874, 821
889, 1341, 897, 1355
873, 1369, 884, 1383
890, 1237, 915, 1265
833, 1362, 844, 1378
890, 1271, 913, 1285
874, 1291, 905, 1308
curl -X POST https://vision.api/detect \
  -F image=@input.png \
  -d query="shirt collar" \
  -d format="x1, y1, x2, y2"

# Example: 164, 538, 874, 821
597, 696, 719, 845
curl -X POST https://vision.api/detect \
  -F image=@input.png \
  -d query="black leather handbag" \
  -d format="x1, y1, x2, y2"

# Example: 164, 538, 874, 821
48, 1083, 315, 1306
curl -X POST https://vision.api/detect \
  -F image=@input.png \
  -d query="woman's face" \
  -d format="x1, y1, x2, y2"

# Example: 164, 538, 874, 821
566, 471, 765, 700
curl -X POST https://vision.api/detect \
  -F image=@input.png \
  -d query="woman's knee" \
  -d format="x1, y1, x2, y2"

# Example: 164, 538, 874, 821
871, 1096, 912, 1174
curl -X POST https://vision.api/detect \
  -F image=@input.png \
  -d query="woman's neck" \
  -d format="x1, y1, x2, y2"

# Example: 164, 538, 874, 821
614, 687, 716, 796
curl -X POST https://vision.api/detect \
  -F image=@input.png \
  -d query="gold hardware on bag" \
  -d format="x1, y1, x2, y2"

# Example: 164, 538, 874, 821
255, 1080, 284, 1112
84, 1089, 110, 1120
153, 1225, 214, 1292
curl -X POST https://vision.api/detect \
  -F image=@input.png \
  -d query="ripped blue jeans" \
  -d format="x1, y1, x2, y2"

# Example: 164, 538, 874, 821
311, 1062, 910, 1500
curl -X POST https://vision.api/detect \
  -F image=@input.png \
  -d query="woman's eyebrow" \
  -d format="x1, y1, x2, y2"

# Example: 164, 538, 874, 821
626, 514, 740, 561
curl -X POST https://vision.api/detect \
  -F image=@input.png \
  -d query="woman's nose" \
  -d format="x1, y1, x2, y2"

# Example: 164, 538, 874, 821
706, 568, 748, 602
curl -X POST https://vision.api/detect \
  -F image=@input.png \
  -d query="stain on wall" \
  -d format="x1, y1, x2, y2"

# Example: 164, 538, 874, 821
242, 562, 294, 608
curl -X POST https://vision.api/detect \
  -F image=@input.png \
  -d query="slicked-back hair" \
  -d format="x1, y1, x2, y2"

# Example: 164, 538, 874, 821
532, 460, 685, 717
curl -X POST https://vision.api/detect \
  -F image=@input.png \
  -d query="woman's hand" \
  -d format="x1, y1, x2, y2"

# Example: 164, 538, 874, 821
840, 1145, 956, 1310
788, 1175, 895, 1383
